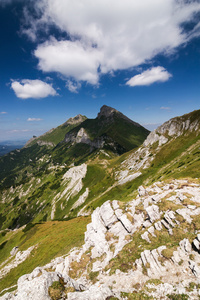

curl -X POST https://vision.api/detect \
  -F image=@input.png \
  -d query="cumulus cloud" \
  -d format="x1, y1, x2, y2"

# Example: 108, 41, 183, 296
35, 39, 102, 85
11, 79, 57, 99
126, 67, 172, 87
0, 112, 7, 114
27, 0, 200, 85
27, 118, 43, 121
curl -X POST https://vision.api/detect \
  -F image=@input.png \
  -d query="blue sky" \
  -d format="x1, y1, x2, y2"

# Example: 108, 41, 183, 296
0, 0, 200, 141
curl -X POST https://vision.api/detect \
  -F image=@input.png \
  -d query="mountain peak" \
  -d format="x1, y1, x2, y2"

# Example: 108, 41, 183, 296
97, 105, 118, 119
65, 114, 87, 125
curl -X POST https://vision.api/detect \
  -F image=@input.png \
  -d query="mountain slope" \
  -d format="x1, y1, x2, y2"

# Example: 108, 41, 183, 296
1, 179, 200, 299
116, 108, 200, 184
0, 108, 200, 299
25, 114, 87, 147
0, 106, 149, 230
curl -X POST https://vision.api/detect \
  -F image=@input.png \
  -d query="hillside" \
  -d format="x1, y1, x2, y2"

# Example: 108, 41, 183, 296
0, 105, 149, 230
0, 108, 200, 299
25, 114, 87, 148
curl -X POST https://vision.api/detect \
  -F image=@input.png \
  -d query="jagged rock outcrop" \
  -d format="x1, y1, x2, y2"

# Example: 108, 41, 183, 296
64, 128, 105, 149
97, 105, 141, 128
0, 246, 35, 280
2, 179, 200, 300
1, 268, 86, 300
117, 110, 200, 185
51, 163, 88, 219
65, 114, 87, 126
67, 284, 113, 300
144, 112, 200, 147
24, 128, 55, 147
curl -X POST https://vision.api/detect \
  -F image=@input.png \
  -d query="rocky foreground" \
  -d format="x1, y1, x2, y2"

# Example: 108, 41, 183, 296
1, 179, 200, 299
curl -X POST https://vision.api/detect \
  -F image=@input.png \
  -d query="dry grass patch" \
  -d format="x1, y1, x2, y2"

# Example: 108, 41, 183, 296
48, 281, 64, 300
161, 248, 175, 260
69, 253, 90, 279
105, 232, 114, 241
157, 199, 182, 212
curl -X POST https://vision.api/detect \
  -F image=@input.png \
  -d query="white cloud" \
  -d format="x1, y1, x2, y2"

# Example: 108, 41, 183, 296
9, 129, 31, 133
27, 0, 200, 85
35, 39, 102, 85
65, 80, 81, 93
0, 111, 7, 114
126, 66, 172, 87
11, 79, 57, 99
27, 118, 43, 122
160, 106, 171, 110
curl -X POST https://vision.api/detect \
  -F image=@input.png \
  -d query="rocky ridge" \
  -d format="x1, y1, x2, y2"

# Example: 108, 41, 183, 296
51, 163, 88, 220
64, 128, 105, 149
97, 105, 141, 128
116, 110, 200, 185
2, 179, 200, 299
64, 115, 87, 126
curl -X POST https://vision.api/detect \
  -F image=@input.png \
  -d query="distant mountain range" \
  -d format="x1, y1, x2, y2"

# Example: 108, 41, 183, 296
0, 141, 26, 156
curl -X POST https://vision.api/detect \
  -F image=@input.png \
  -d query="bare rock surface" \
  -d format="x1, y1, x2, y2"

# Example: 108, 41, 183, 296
0, 246, 35, 280
2, 179, 200, 300
51, 163, 87, 219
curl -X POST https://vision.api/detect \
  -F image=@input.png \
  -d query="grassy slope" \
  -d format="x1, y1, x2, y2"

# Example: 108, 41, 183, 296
63, 112, 149, 153
0, 110, 199, 231
27, 117, 87, 147
0, 217, 90, 294
79, 110, 200, 210
0, 110, 200, 295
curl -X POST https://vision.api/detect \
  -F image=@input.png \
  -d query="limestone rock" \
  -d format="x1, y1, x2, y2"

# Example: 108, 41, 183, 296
67, 284, 113, 300
138, 186, 147, 197
10, 247, 19, 257
192, 237, 200, 252
0, 246, 35, 280
65, 114, 86, 125
189, 261, 200, 277
154, 221, 162, 231
141, 231, 151, 243
15, 270, 59, 300
99, 201, 117, 229
85, 208, 108, 258
179, 238, 192, 254
114, 209, 134, 233
146, 205, 161, 223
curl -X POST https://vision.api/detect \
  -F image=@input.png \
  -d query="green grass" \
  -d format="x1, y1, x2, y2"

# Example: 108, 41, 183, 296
28, 117, 87, 147
0, 217, 90, 294
106, 211, 197, 275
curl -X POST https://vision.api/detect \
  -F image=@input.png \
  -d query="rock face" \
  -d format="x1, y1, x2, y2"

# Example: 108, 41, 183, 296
65, 127, 105, 149
51, 163, 88, 219
117, 110, 200, 185
65, 114, 87, 125
97, 105, 142, 128
2, 179, 200, 300
0, 246, 35, 280
144, 112, 199, 148
97, 105, 118, 119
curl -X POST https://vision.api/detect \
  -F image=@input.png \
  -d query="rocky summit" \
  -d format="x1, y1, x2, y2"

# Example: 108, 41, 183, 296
0, 108, 200, 299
